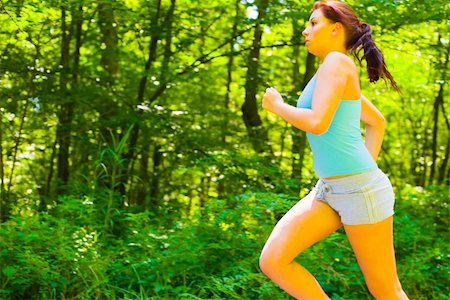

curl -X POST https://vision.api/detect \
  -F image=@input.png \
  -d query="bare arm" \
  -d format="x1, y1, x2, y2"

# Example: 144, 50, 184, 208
262, 52, 347, 135
360, 94, 386, 161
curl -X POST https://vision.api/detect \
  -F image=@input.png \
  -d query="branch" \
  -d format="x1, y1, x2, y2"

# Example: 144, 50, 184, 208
0, 0, 24, 32
147, 40, 302, 104
176, 25, 256, 76
188, 41, 303, 68
440, 91, 450, 130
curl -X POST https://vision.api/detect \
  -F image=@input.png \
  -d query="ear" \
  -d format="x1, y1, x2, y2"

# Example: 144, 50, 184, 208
332, 22, 344, 35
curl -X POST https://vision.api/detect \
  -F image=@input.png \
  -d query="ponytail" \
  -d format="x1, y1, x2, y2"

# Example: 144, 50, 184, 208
313, 1, 401, 93
350, 22, 401, 92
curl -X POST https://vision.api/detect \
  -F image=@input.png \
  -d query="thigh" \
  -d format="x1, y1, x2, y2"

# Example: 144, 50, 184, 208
344, 216, 402, 292
261, 191, 342, 264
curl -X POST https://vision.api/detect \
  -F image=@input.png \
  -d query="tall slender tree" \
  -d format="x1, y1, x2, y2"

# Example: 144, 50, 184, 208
241, 0, 272, 154
54, 4, 74, 195
223, 0, 241, 144
429, 33, 449, 185
124, 0, 164, 207
290, 16, 316, 181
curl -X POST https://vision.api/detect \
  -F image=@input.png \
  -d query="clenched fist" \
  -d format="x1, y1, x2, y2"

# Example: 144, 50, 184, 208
262, 87, 284, 113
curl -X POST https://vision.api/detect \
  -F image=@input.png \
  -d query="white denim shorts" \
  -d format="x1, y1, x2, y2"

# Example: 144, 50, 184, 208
311, 169, 395, 225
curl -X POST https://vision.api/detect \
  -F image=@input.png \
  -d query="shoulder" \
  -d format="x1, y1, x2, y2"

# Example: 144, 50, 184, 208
323, 51, 355, 66
320, 51, 356, 75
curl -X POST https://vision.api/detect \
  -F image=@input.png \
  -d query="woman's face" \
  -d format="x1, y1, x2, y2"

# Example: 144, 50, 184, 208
302, 9, 335, 57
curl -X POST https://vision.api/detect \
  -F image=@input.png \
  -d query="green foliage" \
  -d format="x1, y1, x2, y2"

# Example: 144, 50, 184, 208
0, 0, 448, 299
1, 186, 448, 299
393, 185, 450, 299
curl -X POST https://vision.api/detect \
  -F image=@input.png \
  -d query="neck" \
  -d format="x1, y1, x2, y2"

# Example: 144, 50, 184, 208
318, 44, 347, 61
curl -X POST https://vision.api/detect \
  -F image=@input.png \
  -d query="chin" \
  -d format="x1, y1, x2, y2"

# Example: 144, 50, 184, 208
307, 47, 318, 56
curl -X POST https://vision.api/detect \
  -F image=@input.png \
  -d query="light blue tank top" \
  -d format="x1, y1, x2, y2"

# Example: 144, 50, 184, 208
296, 75, 377, 178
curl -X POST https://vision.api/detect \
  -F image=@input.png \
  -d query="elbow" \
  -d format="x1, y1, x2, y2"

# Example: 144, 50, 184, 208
366, 115, 386, 133
367, 114, 386, 130
310, 121, 328, 135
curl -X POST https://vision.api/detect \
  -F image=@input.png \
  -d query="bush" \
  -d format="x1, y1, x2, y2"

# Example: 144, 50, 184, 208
0, 185, 448, 299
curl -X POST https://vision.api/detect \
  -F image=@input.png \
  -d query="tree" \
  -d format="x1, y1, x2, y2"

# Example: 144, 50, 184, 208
242, 0, 272, 154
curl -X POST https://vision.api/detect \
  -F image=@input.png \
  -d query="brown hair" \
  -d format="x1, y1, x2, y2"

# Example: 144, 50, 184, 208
313, 0, 400, 92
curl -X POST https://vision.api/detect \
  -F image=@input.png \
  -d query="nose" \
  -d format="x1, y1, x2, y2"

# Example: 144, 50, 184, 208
302, 28, 308, 37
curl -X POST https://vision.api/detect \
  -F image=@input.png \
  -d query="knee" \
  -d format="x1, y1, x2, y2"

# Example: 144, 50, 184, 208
259, 250, 283, 278
258, 251, 272, 276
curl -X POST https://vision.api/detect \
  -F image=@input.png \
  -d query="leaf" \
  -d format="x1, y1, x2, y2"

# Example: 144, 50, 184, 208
2, 266, 16, 278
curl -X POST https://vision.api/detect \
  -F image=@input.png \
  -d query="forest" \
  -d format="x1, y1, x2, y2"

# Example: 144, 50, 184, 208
0, 0, 448, 299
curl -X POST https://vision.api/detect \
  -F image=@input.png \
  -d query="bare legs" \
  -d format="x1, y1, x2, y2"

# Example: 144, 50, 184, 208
259, 192, 342, 299
259, 194, 408, 299
344, 217, 409, 299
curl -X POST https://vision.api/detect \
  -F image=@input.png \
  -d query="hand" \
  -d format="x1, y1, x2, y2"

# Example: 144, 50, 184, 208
262, 87, 284, 113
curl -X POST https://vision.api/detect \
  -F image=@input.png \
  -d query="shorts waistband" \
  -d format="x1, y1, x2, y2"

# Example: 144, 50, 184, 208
319, 169, 382, 194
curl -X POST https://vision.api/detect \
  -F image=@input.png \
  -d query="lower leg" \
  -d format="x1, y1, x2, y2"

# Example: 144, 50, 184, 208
345, 217, 409, 300
260, 260, 329, 300
368, 277, 408, 300
371, 288, 408, 300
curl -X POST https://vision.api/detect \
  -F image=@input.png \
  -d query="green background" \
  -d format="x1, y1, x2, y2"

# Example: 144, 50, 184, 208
0, 0, 448, 299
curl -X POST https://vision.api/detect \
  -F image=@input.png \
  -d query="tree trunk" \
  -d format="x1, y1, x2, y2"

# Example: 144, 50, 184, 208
241, 0, 272, 154
97, 0, 119, 145
429, 32, 449, 186
55, 5, 73, 195
52, 4, 82, 199
127, 0, 175, 207
97, 0, 125, 198
437, 98, 450, 184
409, 123, 422, 185
125, 0, 171, 208
159, 0, 175, 84
98, 1, 119, 84
428, 83, 442, 184
2, 104, 29, 220
148, 145, 162, 210
3, 48, 38, 219
129, 0, 162, 150
72, 5, 83, 86
0, 108, 4, 211
223, 0, 240, 144
149, 0, 175, 204
418, 130, 428, 187
45, 139, 58, 197
292, 49, 316, 180
438, 134, 450, 185
136, 143, 150, 207
436, 35, 450, 185
4, 106, 29, 219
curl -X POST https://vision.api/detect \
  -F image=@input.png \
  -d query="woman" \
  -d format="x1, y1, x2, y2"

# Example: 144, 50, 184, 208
259, 1, 409, 299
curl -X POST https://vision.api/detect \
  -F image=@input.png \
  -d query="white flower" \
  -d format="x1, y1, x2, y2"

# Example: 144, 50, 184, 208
137, 104, 150, 111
